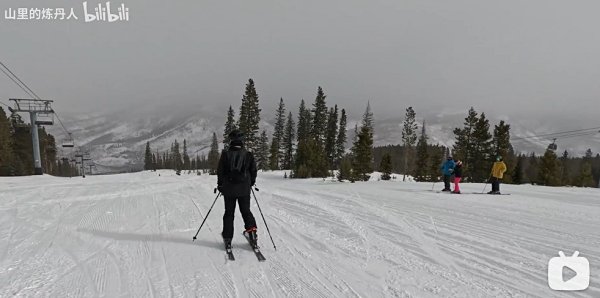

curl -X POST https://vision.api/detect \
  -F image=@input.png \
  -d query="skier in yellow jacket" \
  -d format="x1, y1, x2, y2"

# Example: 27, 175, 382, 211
488, 156, 507, 194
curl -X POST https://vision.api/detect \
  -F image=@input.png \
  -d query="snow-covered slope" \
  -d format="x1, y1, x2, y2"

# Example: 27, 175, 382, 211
1, 171, 598, 297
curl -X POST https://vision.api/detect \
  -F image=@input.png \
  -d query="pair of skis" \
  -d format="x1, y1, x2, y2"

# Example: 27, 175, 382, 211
225, 232, 266, 262
434, 191, 511, 195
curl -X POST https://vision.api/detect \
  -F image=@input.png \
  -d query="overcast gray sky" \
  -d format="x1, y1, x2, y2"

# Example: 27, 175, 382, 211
1, 0, 600, 125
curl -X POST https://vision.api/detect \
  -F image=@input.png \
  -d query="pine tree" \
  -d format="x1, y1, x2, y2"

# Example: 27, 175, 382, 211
269, 98, 286, 170
144, 142, 153, 170
380, 153, 393, 180
309, 87, 329, 177
428, 146, 445, 182
401, 107, 418, 181
168, 143, 174, 171
238, 79, 261, 152
208, 133, 219, 175
414, 121, 429, 182
338, 157, 352, 182
324, 105, 338, 172
311, 87, 328, 147
173, 140, 183, 173
471, 113, 493, 182
593, 153, 600, 188
156, 151, 161, 170
352, 103, 375, 181
513, 154, 525, 184
224, 105, 237, 148
453, 107, 479, 181
579, 149, 594, 187
335, 109, 347, 167
40, 129, 57, 175
183, 139, 190, 171
493, 121, 511, 157
10, 115, 33, 175
282, 112, 295, 170
257, 130, 270, 170
559, 150, 570, 185
296, 100, 311, 144
538, 149, 560, 186
293, 100, 312, 177
362, 102, 374, 132
0, 107, 14, 175
578, 161, 595, 187
525, 152, 539, 184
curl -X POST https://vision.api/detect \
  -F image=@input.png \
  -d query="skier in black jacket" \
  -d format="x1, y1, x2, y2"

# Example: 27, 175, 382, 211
217, 130, 258, 249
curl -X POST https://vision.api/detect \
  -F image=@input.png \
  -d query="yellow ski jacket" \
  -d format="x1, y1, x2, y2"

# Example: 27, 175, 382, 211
491, 161, 507, 179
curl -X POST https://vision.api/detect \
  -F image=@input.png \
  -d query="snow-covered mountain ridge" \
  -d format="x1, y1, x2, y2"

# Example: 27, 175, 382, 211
48, 108, 599, 173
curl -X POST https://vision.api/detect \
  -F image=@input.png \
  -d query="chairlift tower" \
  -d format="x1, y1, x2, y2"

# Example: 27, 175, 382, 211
9, 98, 55, 175
75, 151, 92, 178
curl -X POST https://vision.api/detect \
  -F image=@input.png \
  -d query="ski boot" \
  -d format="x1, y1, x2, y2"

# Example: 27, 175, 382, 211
244, 227, 258, 249
224, 238, 232, 250
441, 188, 451, 192
452, 190, 461, 194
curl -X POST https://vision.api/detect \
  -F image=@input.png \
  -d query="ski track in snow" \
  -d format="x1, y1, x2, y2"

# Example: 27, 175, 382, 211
1, 171, 599, 297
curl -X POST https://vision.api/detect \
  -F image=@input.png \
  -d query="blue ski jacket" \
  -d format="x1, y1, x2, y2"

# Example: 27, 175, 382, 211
441, 160, 455, 176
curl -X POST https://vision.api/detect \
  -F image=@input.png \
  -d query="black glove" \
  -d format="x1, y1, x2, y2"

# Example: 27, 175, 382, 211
217, 185, 224, 193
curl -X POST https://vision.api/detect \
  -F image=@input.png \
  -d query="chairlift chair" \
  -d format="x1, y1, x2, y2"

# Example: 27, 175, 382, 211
547, 139, 558, 151
34, 112, 54, 126
62, 133, 75, 148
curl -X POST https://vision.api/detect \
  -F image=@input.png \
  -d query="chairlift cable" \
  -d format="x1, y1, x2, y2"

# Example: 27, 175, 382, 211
0, 61, 42, 100
512, 126, 600, 141
1, 61, 73, 139
0, 66, 36, 99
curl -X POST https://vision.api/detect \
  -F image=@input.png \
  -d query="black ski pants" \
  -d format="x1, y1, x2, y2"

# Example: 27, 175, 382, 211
443, 175, 452, 190
491, 177, 501, 192
222, 195, 256, 239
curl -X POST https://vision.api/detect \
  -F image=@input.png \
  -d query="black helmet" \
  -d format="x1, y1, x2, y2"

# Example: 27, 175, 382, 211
228, 129, 244, 148
228, 129, 244, 141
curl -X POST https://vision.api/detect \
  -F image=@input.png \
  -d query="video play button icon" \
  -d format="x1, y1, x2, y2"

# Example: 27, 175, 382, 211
548, 251, 590, 291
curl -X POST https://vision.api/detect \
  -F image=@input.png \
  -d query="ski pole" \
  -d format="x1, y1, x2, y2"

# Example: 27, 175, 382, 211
192, 189, 220, 241
481, 175, 492, 194
252, 188, 277, 251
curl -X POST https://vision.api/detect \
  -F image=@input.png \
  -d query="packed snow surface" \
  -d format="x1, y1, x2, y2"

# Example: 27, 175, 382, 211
1, 171, 598, 297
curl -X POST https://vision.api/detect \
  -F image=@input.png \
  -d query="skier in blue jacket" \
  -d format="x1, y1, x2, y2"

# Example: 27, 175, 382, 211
440, 156, 455, 192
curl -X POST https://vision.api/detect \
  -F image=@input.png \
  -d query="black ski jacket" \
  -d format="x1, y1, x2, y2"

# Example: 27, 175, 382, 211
217, 147, 257, 198
453, 164, 463, 178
